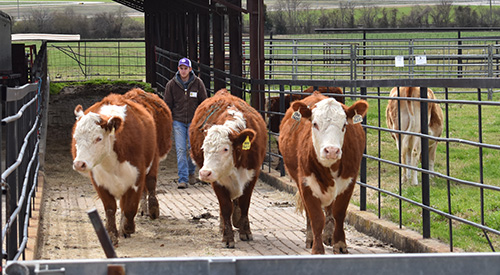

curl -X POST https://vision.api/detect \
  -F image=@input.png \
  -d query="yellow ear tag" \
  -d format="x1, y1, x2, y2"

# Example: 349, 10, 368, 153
242, 136, 251, 150
110, 128, 115, 136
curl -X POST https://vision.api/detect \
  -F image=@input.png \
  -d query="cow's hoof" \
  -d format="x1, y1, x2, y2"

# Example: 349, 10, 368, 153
305, 240, 313, 249
322, 235, 333, 246
239, 232, 253, 241
149, 197, 159, 219
311, 245, 325, 255
333, 242, 348, 254
222, 241, 235, 248
122, 232, 131, 239
110, 234, 119, 246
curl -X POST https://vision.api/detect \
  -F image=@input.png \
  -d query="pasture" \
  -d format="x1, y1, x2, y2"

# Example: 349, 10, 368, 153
339, 86, 497, 252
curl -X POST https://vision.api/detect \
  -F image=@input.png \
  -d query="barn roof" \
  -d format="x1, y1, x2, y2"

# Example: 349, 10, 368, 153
113, 0, 144, 12
112, 0, 247, 14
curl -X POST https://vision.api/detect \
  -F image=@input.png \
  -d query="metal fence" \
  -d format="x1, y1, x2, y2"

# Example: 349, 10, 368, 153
47, 40, 145, 81
1, 42, 49, 264
156, 47, 500, 253
249, 38, 500, 80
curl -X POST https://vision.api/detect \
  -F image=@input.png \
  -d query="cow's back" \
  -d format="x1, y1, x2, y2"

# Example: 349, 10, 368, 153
71, 93, 157, 169
386, 87, 443, 137
123, 88, 172, 159
190, 90, 267, 170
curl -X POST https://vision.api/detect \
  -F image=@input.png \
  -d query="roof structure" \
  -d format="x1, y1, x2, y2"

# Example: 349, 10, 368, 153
111, 0, 265, 108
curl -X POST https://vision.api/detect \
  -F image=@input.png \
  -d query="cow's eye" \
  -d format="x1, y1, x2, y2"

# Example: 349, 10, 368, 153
95, 137, 102, 143
312, 122, 319, 130
224, 147, 229, 152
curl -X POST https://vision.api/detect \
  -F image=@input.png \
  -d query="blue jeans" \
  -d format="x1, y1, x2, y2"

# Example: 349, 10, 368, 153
173, 120, 196, 184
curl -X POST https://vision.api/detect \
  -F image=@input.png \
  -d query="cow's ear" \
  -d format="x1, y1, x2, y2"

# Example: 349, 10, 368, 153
291, 101, 312, 119
345, 100, 369, 124
74, 105, 84, 119
104, 116, 123, 134
231, 129, 256, 150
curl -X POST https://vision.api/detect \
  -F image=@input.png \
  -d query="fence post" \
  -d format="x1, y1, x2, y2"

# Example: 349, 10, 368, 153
5, 88, 19, 260
0, 85, 3, 261
487, 45, 493, 100
360, 87, 367, 211
292, 40, 297, 81
420, 86, 430, 239
279, 85, 285, 177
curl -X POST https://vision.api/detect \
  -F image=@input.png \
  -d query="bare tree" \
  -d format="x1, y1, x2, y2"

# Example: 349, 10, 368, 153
359, 5, 379, 28
430, 0, 452, 27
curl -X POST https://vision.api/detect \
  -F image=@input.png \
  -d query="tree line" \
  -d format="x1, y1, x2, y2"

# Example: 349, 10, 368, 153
265, 0, 500, 35
12, 7, 143, 39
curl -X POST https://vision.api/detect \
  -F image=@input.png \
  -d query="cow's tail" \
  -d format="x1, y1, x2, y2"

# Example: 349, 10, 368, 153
294, 191, 306, 216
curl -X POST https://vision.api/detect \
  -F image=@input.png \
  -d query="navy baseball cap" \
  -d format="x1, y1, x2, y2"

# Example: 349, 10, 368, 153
178, 58, 192, 68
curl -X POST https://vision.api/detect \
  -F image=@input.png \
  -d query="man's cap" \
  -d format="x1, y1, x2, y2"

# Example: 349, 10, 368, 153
178, 58, 192, 68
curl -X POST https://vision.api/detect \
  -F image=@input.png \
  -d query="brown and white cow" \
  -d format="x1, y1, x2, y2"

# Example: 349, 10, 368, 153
385, 87, 444, 186
189, 89, 267, 248
267, 86, 344, 136
123, 89, 173, 215
279, 92, 368, 254
72, 88, 172, 244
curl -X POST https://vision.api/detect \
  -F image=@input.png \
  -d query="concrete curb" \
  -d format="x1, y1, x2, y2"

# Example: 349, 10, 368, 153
259, 167, 456, 253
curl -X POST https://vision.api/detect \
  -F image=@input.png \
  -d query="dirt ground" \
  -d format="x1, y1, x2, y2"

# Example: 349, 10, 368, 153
37, 84, 400, 260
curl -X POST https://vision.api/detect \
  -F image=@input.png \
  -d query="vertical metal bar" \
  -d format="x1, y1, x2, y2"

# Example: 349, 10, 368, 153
292, 40, 297, 80
87, 208, 117, 258
487, 46, 493, 100
377, 87, 382, 218
6, 98, 18, 260
458, 31, 462, 78
18, 93, 27, 259
118, 41, 121, 79
445, 87, 453, 251
268, 32, 273, 79
0, 85, 4, 261
360, 87, 367, 211
279, 85, 285, 177
477, 88, 485, 226
420, 86, 430, 239
397, 87, 402, 228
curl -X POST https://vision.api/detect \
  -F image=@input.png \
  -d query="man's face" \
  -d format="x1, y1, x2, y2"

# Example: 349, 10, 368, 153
178, 65, 192, 79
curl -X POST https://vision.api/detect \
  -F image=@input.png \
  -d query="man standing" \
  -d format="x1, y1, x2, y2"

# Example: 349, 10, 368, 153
164, 58, 208, 189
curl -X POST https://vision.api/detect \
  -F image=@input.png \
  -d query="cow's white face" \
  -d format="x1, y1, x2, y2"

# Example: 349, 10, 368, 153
73, 105, 126, 172
199, 125, 234, 183
199, 108, 246, 183
310, 98, 347, 167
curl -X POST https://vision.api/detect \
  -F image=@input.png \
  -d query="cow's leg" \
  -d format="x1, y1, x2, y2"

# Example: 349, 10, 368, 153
322, 205, 335, 246
236, 178, 257, 241
139, 190, 148, 217
401, 134, 411, 183
305, 214, 313, 248
410, 137, 421, 185
145, 156, 160, 219
300, 181, 325, 254
429, 140, 438, 174
232, 200, 241, 228
212, 182, 235, 248
331, 182, 355, 254
94, 185, 119, 245
119, 185, 143, 238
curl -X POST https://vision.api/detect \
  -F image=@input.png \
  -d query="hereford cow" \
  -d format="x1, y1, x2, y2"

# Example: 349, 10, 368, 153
123, 89, 173, 215
267, 86, 344, 135
189, 89, 267, 248
385, 87, 444, 185
72, 88, 172, 244
279, 92, 368, 254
